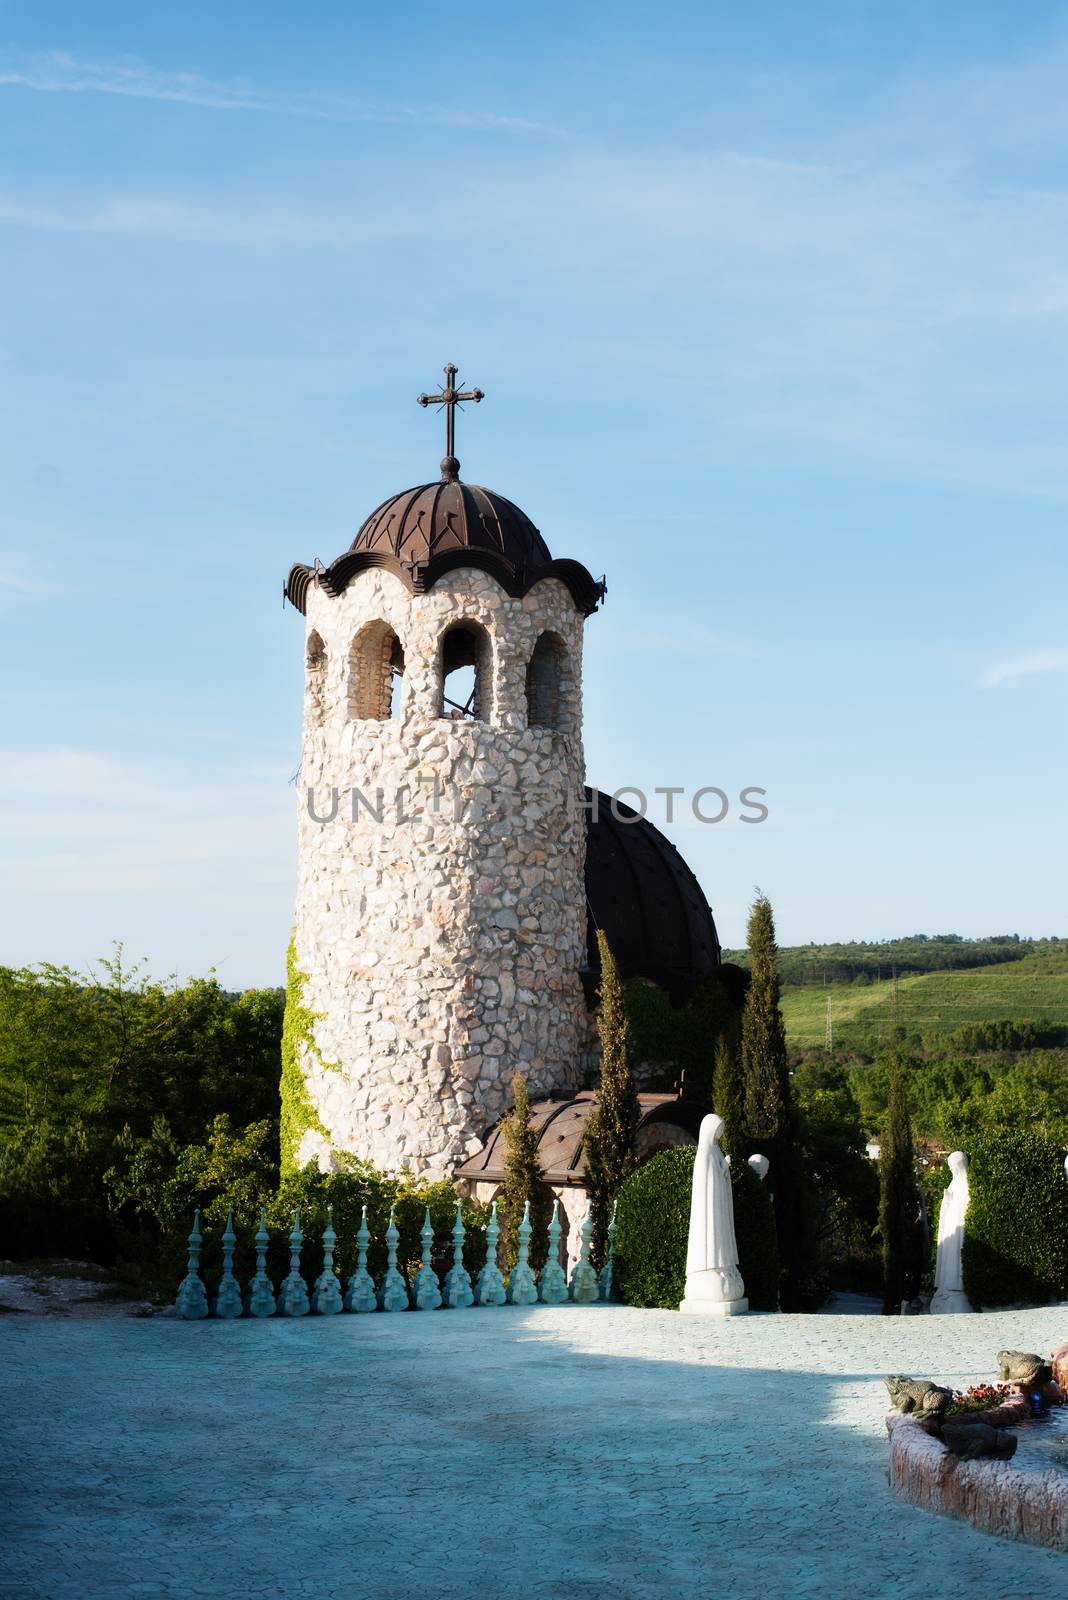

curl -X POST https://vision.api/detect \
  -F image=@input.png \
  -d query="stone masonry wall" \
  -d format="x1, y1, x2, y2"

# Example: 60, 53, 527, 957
293, 565, 589, 1177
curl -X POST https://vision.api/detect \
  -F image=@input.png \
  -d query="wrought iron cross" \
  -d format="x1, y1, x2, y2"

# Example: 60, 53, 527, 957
417, 363, 483, 479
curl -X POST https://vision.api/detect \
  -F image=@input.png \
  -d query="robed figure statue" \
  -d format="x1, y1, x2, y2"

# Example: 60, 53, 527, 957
930, 1150, 972, 1315
679, 1113, 748, 1317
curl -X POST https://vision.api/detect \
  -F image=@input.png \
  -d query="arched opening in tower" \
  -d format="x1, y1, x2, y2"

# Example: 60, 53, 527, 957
525, 631, 569, 731
439, 622, 491, 720
349, 620, 405, 721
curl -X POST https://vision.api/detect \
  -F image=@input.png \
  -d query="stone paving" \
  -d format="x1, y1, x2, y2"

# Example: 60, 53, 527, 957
2, 1304, 1067, 1599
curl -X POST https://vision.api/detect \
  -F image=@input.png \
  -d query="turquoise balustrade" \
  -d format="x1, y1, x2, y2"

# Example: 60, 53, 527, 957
312, 1204, 344, 1315
568, 1211, 599, 1303
412, 1207, 442, 1310
212, 1208, 244, 1319
599, 1200, 617, 1302
174, 1209, 209, 1320
537, 1200, 568, 1305
344, 1207, 378, 1313
377, 1207, 410, 1311
507, 1201, 538, 1306
474, 1201, 507, 1306
246, 1207, 277, 1317
443, 1201, 474, 1308
277, 1207, 311, 1317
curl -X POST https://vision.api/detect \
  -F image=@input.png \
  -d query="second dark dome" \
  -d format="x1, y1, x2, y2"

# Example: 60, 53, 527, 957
584, 788, 721, 1004
350, 479, 553, 572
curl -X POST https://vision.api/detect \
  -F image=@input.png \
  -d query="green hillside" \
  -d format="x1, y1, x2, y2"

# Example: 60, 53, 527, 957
779, 949, 1068, 1048
721, 934, 1066, 987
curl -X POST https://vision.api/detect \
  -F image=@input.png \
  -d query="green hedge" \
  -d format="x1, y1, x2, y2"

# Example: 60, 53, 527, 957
961, 1129, 1068, 1309
919, 1157, 951, 1284
614, 1146, 779, 1311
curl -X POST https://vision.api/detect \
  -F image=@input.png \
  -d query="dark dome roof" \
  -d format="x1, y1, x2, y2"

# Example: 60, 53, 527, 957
584, 788, 720, 1004
350, 479, 553, 571
284, 473, 604, 616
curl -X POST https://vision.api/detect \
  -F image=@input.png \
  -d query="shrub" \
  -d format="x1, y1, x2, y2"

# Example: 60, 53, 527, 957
613, 1146, 779, 1311
498, 1073, 553, 1272
104, 1113, 280, 1294
961, 1129, 1068, 1309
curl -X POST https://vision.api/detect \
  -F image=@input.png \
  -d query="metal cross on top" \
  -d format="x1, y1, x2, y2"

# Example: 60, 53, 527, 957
418, 363, 483, 480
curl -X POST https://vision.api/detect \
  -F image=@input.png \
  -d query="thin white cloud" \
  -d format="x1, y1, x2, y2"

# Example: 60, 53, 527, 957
0, 747, 295, 981
0, 50, 557, 136
0, 747, 293, 895
0, 558, 50, 601
983, 648, 1068, 687
0, 191, 420, 246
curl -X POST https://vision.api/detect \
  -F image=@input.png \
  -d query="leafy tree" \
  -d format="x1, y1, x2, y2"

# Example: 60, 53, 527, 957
498, 1072, 552, 1273
104, 1113, 279, 1294
0, 950, 284, 1270
878, 1053, 926, 1313
792, 1057, 880, 1291
584, 931, 641, 1267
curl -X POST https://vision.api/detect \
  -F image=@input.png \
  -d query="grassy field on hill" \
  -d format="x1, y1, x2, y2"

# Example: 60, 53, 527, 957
778, 949, 1068, 1048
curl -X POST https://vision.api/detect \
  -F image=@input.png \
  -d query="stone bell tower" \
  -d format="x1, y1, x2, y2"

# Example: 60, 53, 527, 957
284, 366, 604, 1176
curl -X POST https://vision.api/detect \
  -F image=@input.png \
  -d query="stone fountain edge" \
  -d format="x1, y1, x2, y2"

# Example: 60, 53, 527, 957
886, 1403, 1068, 1552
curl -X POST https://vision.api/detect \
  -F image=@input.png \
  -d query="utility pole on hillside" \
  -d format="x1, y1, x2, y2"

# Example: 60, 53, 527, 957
826, 994, 833, 1052
891, 965, 899, 1031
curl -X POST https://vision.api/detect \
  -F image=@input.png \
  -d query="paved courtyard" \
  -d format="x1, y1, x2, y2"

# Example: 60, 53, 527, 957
2, 1304, 1067, 1599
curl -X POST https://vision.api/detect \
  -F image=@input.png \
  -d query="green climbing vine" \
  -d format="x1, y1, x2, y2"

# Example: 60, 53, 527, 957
280, 937, 335, 1173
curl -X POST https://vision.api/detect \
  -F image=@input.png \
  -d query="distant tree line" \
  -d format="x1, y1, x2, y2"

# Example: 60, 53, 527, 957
720, 934, 1066, 987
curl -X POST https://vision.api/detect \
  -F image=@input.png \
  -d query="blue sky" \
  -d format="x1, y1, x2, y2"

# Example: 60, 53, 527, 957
2, 2, 1067, 986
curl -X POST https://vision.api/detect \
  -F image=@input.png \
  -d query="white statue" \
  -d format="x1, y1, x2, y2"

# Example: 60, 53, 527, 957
679, 1113, 748, 1316
747, 1153, 770, 1181
930, 1150, 972, 1315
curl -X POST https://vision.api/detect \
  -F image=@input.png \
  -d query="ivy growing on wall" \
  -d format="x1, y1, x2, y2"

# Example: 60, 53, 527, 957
280, 937, 334, 1173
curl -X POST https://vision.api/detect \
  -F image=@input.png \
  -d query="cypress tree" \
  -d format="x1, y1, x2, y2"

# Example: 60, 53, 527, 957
879, 1053, 925, 1314
498, 1071, 552, 1272
712, 1028, 745, 1157
740, 894, 789, 1143
674, 974, 736, 1105
739, 892, 817, 1309
585, 930, 641, 1267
